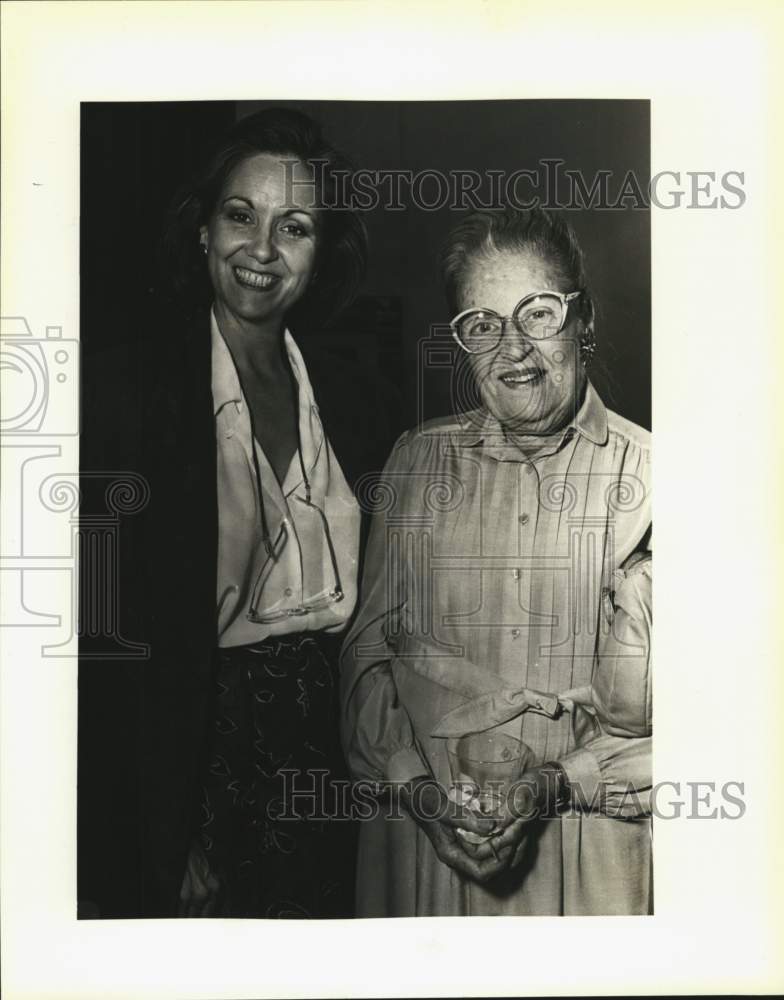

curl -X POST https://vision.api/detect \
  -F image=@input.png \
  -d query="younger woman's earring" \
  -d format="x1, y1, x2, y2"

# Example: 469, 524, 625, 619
200, 243, 208, 256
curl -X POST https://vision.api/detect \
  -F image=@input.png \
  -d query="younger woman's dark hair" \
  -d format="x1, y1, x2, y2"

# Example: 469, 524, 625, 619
159, 107, 368, 325
440, 205, 596, 337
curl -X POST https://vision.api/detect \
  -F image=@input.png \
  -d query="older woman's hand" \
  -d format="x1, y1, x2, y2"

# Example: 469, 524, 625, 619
467, 765, 561, 869
399, 776, 509, 883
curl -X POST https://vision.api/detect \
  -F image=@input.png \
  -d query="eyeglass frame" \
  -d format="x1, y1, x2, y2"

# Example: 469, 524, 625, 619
450, 289, 582, 355
246, 488, 345, 625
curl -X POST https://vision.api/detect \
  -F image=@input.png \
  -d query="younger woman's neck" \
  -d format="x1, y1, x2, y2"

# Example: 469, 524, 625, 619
214, 303, 289, 377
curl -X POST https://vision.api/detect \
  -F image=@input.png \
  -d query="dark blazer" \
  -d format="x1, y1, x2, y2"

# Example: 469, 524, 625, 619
78, 301, 399, 917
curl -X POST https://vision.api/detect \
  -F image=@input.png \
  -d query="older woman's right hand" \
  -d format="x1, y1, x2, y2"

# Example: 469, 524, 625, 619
399, 776, 509, 883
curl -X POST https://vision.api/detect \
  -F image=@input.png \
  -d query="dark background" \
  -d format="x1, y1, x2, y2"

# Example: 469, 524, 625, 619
81, 99, 650, 431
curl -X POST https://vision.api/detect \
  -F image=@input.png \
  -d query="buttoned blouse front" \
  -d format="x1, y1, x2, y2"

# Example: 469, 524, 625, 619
211, 313, 360, 648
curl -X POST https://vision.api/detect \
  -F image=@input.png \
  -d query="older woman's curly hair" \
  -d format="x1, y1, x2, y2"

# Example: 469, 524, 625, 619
160, 107, 368, 327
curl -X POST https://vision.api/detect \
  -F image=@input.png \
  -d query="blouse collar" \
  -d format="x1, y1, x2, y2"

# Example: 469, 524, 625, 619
210, 310, 317, 417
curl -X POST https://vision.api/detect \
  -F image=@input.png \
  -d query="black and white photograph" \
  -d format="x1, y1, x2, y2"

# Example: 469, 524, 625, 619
2, 2, 782, 998
78, 98, 651, 921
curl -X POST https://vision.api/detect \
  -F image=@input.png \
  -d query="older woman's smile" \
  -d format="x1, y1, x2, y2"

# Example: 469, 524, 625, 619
497, 363, 545, 387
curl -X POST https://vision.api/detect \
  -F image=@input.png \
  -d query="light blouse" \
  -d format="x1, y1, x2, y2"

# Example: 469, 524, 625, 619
340, 381, 652, 915
212, 313, 360, 648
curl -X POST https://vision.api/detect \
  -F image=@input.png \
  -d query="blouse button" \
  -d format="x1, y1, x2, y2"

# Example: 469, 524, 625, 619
511, 628, 521, 639
518, 513, 530, 525
284, 587, 293, 597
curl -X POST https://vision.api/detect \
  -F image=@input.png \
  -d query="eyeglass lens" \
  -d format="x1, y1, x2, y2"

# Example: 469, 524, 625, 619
457, 294, 565, 350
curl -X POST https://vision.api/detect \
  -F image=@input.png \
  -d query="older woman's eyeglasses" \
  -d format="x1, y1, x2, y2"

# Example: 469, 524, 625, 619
450, 290, 581, 355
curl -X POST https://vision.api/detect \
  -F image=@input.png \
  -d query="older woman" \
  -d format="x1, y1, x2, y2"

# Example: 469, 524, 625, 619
79, 109, 383, 919
341, 206, 652, 916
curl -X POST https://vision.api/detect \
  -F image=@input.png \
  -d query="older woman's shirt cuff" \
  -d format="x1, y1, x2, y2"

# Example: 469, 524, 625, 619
559, 735, 652, 817
559, 746, 604, 808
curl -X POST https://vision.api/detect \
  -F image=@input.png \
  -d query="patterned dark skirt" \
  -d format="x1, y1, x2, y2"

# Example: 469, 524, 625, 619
198, 632, 356, 918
